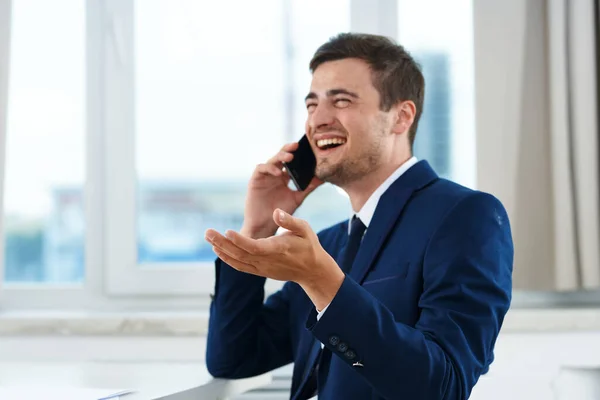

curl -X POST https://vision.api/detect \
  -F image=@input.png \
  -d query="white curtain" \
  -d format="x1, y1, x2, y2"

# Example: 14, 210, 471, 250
473, 0, 600, 291
547, 0, 600, 290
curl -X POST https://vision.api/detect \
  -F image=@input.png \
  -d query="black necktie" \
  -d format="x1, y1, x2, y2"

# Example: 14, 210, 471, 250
298, 216, 367, 399
340, 215, 367, 273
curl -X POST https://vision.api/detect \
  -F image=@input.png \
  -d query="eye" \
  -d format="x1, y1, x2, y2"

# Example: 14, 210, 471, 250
306, 103, 317, 112
334, 98, 351, 108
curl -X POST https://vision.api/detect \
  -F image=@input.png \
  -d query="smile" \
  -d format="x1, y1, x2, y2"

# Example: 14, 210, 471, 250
316, 137, 346, 150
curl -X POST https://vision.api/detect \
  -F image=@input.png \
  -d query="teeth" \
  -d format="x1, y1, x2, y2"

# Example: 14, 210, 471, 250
316, 138, 346, 148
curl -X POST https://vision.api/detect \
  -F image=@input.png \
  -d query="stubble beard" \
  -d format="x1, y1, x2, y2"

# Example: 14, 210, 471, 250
315, 134, 385, 187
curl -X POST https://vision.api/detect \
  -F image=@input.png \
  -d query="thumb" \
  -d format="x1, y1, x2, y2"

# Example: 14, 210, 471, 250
273, 209, 308, 237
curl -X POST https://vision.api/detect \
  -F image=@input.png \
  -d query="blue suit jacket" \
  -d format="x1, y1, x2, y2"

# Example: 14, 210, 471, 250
206, 160, 513, 399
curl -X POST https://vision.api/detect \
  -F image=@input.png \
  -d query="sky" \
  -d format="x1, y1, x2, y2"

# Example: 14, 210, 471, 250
4, 0, 473, 217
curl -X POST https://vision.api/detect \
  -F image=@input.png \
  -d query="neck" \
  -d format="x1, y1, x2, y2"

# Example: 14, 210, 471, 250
343, 155, 413, 213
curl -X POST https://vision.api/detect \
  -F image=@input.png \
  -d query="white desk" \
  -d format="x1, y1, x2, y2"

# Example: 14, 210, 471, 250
0, 361, 271, 399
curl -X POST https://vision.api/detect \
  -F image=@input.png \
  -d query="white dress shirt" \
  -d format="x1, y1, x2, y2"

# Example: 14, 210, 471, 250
316, 156, 418, 323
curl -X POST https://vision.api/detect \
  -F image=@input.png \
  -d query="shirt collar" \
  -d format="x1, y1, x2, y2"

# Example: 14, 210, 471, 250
350, 156, 418, 234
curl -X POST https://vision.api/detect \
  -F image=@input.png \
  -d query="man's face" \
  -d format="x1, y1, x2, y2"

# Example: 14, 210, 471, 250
304, 58, 396, 186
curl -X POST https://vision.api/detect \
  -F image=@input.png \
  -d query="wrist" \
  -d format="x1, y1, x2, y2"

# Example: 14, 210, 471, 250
240, 224, 276, 239
299, 260, 345, 311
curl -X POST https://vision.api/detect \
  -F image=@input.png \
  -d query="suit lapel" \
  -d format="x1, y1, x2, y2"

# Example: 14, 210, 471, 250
349, 160, 438, 284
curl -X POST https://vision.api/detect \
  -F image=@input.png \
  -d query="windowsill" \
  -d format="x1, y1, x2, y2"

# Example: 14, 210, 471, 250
502, 308, 600, 332
1, 307, 600, 336
0, 311, 210, 336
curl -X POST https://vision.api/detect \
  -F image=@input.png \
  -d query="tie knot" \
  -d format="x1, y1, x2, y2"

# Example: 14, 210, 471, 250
350, 215, 366, 238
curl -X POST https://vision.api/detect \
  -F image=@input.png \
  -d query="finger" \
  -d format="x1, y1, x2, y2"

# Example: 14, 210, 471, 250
212, 246, 259, 275
224, 230, 278, 255
272, 209, 309, 238
256, 163, 283, 177
267, 150, 294, 166
280, 169, 291, 186
281, 142, 299, 152
205, 229, 254, 263
266, 141, 299, 166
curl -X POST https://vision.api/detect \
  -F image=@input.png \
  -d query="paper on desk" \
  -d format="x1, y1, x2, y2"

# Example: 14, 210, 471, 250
0, 387, 134, 399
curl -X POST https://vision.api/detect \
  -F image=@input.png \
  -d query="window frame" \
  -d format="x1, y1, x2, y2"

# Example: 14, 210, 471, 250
102, 0, 397, 296
0, 0, 393, 307
0, 0, 95, 310
0, 0, 512, 310
0, 0, 211, 309
101, 0, 219, 295
0, 0, 12, 307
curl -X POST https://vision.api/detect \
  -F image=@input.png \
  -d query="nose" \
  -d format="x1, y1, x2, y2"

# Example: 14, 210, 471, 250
307, 103, 335, 133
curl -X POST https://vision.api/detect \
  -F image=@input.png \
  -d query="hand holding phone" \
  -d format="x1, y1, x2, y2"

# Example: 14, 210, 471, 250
282, 134, 316, 191
236, 136, 320, 239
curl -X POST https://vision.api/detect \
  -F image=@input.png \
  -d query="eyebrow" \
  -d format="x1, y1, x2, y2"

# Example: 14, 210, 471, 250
304, 88, 360, 102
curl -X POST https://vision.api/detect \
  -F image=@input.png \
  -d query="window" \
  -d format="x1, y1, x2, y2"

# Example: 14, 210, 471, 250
4, 0, 85, 284
104, 0, 351, 295
397, 0, 476, 189
133, 0, 288, 265
0, 0, 479, 308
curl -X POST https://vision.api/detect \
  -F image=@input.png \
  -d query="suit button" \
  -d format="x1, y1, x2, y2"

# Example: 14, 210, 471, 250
329, 336, 340, 346
344, 350, 356, 360
337, 342, 348, 352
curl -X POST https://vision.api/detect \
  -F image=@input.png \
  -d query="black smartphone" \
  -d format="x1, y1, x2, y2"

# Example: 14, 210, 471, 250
283, 134, 316, 191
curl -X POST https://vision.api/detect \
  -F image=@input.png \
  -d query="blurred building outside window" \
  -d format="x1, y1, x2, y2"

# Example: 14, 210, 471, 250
3, 0, 475, 293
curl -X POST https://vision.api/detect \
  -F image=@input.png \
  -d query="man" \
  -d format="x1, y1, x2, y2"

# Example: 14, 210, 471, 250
204, 33, 513, 400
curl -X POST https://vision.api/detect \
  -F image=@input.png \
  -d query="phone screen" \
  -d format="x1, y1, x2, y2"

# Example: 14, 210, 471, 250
283, 135, 316, 191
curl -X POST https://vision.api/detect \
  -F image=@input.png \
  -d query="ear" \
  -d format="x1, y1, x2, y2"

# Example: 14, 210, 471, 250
391, 100, 416, 136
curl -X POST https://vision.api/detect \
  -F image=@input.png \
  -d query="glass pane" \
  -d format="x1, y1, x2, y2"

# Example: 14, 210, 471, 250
134, 0, 350, 264
4, 0, 85, 283
397, 0, 475, 188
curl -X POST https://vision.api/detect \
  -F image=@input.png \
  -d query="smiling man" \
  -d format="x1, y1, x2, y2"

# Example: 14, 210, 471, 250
204, 33, 513, 400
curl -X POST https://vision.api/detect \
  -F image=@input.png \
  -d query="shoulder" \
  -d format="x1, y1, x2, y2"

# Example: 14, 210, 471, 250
409, 178, 511, 243
421, 183, 514, 273
420, 177, 476, 203
418, 178, 507, 216
436, 180, 508, 224
427, 181, 512, 247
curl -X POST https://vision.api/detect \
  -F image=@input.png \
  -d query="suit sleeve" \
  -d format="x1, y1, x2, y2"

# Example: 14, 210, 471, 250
306, 192, 513, 399
205, 258, 294, 378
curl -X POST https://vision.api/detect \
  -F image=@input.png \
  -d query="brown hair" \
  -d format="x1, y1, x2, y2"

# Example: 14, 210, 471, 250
309, 33, 425, 147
